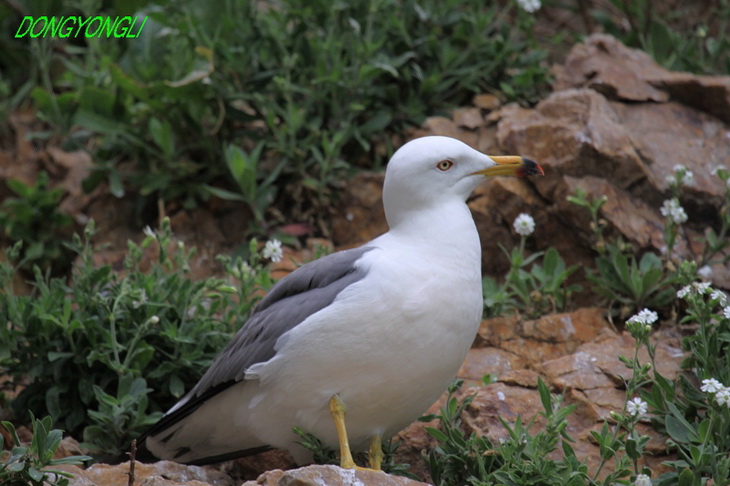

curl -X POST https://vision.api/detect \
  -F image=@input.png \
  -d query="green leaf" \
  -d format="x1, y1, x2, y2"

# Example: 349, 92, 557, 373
425, 427, 450, 443
537, 377, 553, 415
149, 117, 175, 160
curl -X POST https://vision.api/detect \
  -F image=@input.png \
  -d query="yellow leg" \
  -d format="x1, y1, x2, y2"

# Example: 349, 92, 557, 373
368, 434, 383, 470
329, 395, 358, 469
329, 395, 382, 471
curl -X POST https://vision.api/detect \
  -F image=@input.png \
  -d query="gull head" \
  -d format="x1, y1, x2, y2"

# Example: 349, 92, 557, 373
382, 136, 543, 226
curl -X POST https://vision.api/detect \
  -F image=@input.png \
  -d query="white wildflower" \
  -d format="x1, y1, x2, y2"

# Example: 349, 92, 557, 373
716, 388, 730, 407
660, 198, 688, 224
677, 285, 692, 299
673, 164, 694, 186
143, 225, 155, 237
635, 474, 652, 486
629, 308, 658, 326
694, 281, 711, 294
701, 378, 724, 393
626, 397, 648, 417
697, 265, 713, 282
263, 239, 284, 263
711, 165, 726, 176
149, 315, 160, 325
724, 306, 730, 320
516, 0, 541, 13
513, 213, 535, 236
710, 289, 727, 306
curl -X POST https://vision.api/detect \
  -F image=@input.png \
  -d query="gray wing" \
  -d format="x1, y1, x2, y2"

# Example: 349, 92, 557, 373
140, 245, 374, 445
188, 244, 374, 396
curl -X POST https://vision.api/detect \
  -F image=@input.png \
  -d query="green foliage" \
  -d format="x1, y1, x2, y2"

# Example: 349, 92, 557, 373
293, 426, 414, 477
83, 373, 159, 459
619, 265, 730, 485
484, 223, 580, 318
0, 415, 91, 486
423, 378, 589, 486
0, 219, 274, 460
587, 247, 676, 314
567, 188, 676, 318
0, 172, 73, 274
4, 0, 550, 222
293, 426, 338, 466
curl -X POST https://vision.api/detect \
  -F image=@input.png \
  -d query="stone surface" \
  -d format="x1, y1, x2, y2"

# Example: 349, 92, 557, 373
54, 461, 234, 486
475, 308, 609, 364
240, 464, 432, 486
554, 33, 730, 124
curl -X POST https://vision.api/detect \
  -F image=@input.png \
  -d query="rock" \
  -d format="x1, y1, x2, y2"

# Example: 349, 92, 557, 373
472, 94, 502, 111
554, 33, 730, 124
240, 464, 432, 486
452, 107, 484, 130
458, 347, 529, 384
329, 172, 387, 248
462, 383, 546, 443
498, 88, 648, 192
541, 329, 684, 392
54, 460, 234, 486
553, 34, 672, 103
475, 308, 610, 365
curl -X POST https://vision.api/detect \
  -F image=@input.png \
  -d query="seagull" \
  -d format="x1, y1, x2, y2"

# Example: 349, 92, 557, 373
141, 136, 543, 469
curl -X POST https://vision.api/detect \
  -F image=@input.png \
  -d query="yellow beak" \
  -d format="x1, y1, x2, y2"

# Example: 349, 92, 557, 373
472, 156, 544, 178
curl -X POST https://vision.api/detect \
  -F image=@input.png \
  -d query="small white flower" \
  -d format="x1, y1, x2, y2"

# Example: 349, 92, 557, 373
635, 474, 652, 486
711, 165, 726, 176
701, 378, 724, 393
677, 285, 692, 299
710, 289, 727, 306
673, 164, 694, 186
626, 397, 648, 417
516, 0, 541, 12
724, 306, 730, 320
660, 198, 688, 224
513, 213, 535, 236
716, 388, 730, 407
694, 281, 711, 294
497, 391, 506, 401
149, 315, 160, 324
263, 239, 284, 263
629, 308, 658, 326
697, 265, 713, 282
143, 225, 155, 237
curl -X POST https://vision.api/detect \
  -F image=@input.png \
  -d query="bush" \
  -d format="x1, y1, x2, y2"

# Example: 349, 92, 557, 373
0, 219, 273, 460
2, 0, 550, 224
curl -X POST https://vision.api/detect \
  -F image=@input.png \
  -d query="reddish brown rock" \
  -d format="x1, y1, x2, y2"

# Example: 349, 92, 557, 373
452, 107, 485, 130
473, 93, 502, 111
476, 308, 611, 365
554, 33, 730, 124
56, 461, 233, 486
457, 347, 529, 383
241, 464, 432, 486
329, 172, 387, 248
498, 88, 648, 192
553, 34, 672, 102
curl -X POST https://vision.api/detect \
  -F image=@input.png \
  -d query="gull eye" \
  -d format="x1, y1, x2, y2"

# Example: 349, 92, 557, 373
437, 159, 454, 171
